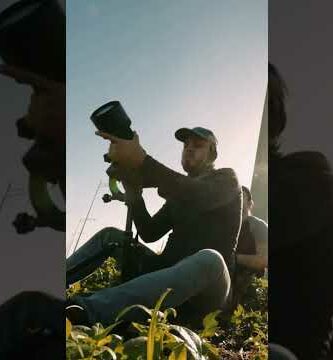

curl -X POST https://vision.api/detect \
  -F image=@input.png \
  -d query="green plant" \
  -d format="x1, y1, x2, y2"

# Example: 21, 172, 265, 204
66, 258, 268, 359
216, 276, 268, 359
67, 257, 121, 298
66, 289, 221, 359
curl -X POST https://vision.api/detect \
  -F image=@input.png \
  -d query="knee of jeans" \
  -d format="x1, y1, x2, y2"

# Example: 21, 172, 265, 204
197, 249, 228, 277
98, 227, 124, 240
98, 227, 125, 247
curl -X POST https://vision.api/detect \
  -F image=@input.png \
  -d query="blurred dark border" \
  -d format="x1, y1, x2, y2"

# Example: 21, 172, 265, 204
269, 1, 333, 359
0, 0, 65, 358
0, 0, 65, 303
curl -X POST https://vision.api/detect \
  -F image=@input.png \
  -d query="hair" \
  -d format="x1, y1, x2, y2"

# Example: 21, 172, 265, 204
242, 185, 252, 202
268, 63, 288, 154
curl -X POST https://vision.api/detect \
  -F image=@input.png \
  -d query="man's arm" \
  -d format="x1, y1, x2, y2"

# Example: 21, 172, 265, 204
128, 193, 172, 243
95, 134, 240, 212
141, 156, 240, 212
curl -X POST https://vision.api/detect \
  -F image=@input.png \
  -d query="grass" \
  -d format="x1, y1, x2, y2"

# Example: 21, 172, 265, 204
66, 258, 268, 359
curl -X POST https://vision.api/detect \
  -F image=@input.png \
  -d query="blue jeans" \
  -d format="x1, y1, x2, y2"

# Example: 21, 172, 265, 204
71, 247, 231, 326
67, 227, 162, 286
67, 227, 231, 325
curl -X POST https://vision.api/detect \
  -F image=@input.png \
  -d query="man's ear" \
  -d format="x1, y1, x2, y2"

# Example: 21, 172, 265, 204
208, 144, 217, 162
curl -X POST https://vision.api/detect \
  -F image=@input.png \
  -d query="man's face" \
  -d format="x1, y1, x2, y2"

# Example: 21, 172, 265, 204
181, 136, 211, 174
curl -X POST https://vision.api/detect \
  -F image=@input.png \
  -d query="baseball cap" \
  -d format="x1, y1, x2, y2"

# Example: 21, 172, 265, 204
175, 127, 218, 145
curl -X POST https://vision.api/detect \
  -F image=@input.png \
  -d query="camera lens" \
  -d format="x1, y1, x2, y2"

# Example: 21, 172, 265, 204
95, 103, 115, 116
90, 101, 134, 140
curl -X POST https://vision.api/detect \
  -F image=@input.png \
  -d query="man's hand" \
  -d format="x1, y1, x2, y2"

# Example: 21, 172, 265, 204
96, 131, 146, 169
0, 65, 65, 145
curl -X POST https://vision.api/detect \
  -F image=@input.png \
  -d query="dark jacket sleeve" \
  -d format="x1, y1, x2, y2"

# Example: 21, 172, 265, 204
141, 155, 240, 212
129, 196, 173, 243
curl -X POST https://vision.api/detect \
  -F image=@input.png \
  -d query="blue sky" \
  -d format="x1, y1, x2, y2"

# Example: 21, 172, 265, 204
67, 0, 267, 254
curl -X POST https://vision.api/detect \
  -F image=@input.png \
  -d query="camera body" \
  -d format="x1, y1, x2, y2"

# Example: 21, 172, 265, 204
91, 101, 141, 267
91, 101, 135, 203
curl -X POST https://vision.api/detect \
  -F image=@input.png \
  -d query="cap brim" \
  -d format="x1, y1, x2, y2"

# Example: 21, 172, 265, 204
175, 128, 207, 142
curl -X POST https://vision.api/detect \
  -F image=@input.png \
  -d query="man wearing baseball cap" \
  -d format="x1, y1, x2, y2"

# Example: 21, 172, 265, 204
67, 126, 242, 326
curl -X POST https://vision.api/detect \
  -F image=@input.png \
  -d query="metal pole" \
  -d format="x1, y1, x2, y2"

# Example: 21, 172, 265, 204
67, 217, 96, 256
66, 218, 83, 257
71, 180, 102, 254
125, 205, 133, 233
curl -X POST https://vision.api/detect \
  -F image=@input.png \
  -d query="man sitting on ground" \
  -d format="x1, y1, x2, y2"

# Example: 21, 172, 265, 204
66, 127, 243, 326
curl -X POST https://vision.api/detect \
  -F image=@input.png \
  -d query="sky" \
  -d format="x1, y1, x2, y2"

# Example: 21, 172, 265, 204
66, 0, 268, 255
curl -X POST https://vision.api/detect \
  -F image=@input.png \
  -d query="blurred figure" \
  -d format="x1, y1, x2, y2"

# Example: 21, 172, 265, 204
0, 65, 65, 146
0, 62, 65, 360
268, 63, 333, 359
0, 1, 65, 357
236, 186, 268, 272
230, 186, 268, 308
0, 66, 65, 358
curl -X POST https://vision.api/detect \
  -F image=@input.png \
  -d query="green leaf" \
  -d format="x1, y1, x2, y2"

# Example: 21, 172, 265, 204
123, 336, 147, 359
168, 344, 187, 360
201, 340, 220, 359
163, 307, 177, 323
200, 310, 221, 338
147, 288, 172, 360
115, 304, 152, 322
93, 321, 123, 341
168, 325, 204, 359
131, 322, 149, 335
66, 318, 72, 339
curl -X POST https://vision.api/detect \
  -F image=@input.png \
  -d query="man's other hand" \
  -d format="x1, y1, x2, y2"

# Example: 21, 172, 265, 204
0, 65, 65, 145
95, 131, 146, 169
107, 164, 143, 202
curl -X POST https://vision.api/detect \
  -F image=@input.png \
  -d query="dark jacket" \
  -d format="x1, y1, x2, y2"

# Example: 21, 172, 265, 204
129, 155, 242, 274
